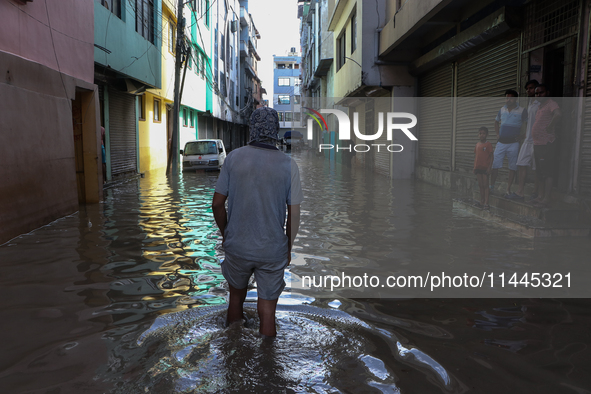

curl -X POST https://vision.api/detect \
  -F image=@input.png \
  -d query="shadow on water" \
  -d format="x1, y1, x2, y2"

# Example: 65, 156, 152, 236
0, 151, 590, 393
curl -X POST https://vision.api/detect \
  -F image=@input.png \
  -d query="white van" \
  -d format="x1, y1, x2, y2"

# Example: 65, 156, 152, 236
181, 139, 226, 171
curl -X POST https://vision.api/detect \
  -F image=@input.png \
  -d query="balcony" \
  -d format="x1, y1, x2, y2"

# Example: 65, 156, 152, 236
240, 6, 248, 27
240, 40, 249, 58
248, 36, 260, 61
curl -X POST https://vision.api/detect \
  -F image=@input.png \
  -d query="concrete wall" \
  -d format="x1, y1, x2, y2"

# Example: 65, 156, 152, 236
0, 0, 100, 243
0, 51, 100, 244
0, 0, 94, 84
379, 0, 449, 57
330, 0, 363, 97
138, 92, 168, 173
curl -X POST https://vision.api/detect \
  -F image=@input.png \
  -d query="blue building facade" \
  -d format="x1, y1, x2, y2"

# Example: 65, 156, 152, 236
272, 51, 302, 137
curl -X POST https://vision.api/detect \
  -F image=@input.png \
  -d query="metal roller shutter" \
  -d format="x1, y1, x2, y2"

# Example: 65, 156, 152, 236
374, 98, 391, 176
580, 62, 591, 194
109, 89, 137, 176
418, 64, 453, 170
455, 38, 519, 173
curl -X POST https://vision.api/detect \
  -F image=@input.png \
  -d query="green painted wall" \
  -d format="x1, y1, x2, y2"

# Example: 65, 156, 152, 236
94, 1, 162, 88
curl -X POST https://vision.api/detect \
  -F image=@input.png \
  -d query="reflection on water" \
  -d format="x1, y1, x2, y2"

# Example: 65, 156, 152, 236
0, 151, 590, 393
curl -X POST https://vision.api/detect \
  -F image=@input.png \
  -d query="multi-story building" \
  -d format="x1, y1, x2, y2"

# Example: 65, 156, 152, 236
379, 0, 591, 196
300, 0, 334, 99
239, 0, 264, 133
0, 0, 100, 243
300, 0, 414, 177
273, 51, 303, 137
94, 0, 162, 179
145, 0, 212, 172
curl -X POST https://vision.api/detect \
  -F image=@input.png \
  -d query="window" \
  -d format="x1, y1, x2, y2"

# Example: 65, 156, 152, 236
278, 112, 284, 121
194, 49, 199, 74
220, 72, 227, 97
168, 19, 175, 54
153, 98, 161, 122
285, 112, 293, 122
337, 31, 346, 70
278, 78, 290, 86
214, 27, 218, 86
230, 46, 233, 70
351, 13, 357, 53
188, 53, 192, 69
278, 95, 290, 105
101, 0, 121, 18
294, 64, 300, 69
230, 83, 235, 107
136, 0, 154, 43
277, 63, 286, 69
201, 52, 205, 78
182, 108, 188, 126
139, 94, 146, 121
221, 34, 225, 62
190, 110, 195, 128
205, 0, 210, 27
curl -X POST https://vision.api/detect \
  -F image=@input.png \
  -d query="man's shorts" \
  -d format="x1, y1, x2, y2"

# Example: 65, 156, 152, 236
221, 251, 289, 300
516, 141, 535, 169
534, 142, 557, 180
492, 142, 519, 171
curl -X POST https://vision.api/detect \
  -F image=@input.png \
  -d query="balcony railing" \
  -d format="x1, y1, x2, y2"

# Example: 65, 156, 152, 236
240, 6, 247, 27
240, 40, 249, 58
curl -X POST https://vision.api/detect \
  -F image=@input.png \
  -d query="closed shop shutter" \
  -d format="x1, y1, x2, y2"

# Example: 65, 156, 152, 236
418, 64, 453, 170
374, 98, 391, 176
455, 38, 519, 173
580, 62, 591, 194
109, 89, 137, 176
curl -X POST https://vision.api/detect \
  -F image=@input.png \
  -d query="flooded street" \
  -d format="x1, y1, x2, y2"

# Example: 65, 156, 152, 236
1, 151, 590, 393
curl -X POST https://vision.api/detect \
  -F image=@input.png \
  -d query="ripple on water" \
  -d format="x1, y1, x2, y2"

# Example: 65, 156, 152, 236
103, 304, 462, 393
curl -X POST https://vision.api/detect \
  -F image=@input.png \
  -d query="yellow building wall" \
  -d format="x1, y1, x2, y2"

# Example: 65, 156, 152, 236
332, 0, 363, 98
139, 92, 168, 173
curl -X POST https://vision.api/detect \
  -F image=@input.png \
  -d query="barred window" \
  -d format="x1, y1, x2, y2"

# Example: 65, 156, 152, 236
522, 0, 580, 52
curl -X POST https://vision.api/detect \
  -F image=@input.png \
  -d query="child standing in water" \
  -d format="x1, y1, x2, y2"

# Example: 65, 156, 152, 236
473, 127, 494, 209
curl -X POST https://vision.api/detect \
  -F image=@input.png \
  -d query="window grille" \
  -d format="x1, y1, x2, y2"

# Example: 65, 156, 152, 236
522, 0, 580, 52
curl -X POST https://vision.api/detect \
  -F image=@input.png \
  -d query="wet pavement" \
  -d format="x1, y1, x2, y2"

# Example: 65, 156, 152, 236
1, 150, 590, 393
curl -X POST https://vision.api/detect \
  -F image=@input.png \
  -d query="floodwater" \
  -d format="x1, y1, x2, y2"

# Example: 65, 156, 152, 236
1, 150, 590, 393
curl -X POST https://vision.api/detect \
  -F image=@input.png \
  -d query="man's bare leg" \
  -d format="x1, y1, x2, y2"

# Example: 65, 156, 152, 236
227, 284, 247, 326
477, 174, 486, 205
541, 177, 553, 204
257, 297, 279, 337
507, 169, 515, 195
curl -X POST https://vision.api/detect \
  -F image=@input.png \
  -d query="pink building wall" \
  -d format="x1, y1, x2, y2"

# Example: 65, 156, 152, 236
0, 0, 100, 244
0, 0, 94, 84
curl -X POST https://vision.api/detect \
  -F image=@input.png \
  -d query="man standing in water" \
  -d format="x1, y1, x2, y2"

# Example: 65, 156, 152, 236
212, 107, 303, 337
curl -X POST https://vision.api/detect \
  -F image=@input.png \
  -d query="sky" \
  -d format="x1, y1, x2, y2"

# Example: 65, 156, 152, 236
246, 0, 302, 102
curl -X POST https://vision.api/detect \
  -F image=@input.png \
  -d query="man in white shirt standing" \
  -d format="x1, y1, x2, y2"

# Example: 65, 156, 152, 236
506, 80, 539, 201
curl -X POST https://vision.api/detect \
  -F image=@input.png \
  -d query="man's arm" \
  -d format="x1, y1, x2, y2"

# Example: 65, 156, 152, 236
286, 204, 301, 265
494, 120, 500, 141
212, 192, 228, 241
547, 107, 562, 134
